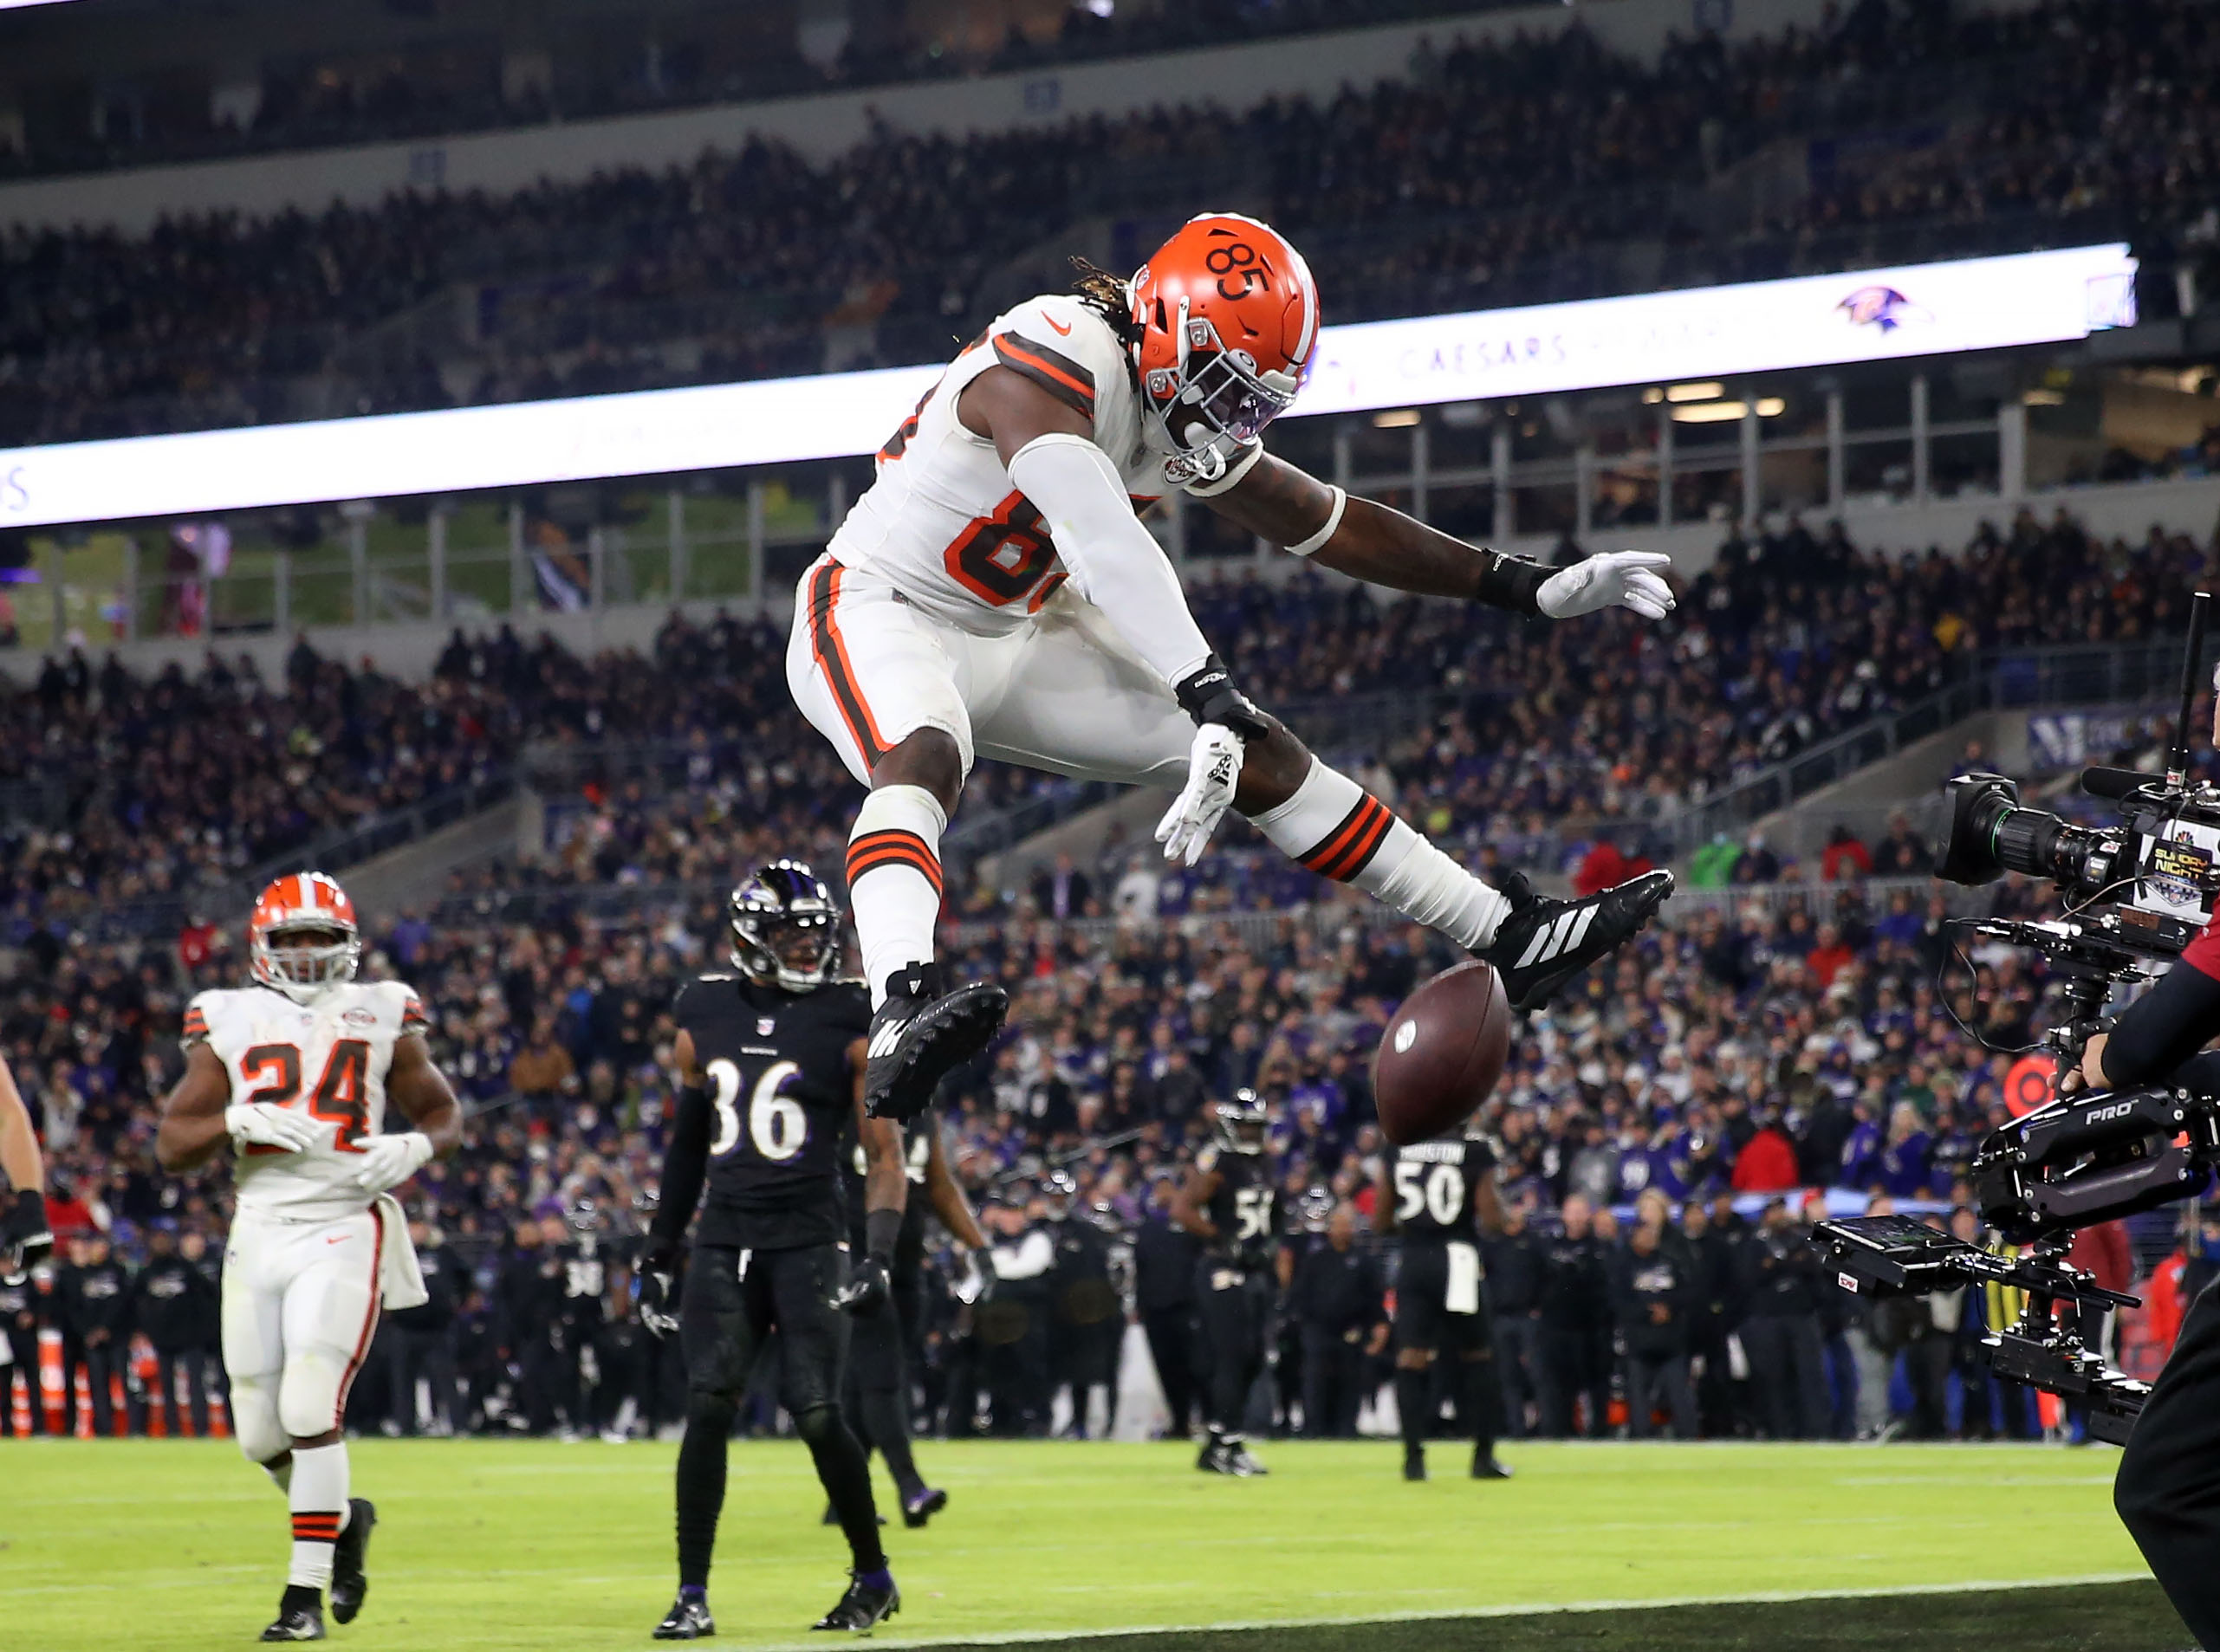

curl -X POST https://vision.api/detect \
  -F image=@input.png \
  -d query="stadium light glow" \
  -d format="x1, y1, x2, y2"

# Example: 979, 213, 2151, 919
0, 243, 2137, 531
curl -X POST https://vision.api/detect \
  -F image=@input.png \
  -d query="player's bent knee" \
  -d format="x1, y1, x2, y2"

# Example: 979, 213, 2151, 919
230, 1378, 288, 1465
791, 1403, 844, 1450
276, 1349, 348, 1440
871, 729, 964, 813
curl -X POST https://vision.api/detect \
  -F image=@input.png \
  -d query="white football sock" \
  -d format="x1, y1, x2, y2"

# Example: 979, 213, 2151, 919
1252, 760, 1509, 949
846, 785, 947, 1007
287, 1442, 350, 1590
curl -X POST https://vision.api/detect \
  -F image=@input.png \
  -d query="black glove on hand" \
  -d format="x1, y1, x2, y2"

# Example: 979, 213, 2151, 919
1173, 656, 1271, 742
639, 1245, 683, 1339
836, 1254, 893, 1317
2, 1189, 50, 1279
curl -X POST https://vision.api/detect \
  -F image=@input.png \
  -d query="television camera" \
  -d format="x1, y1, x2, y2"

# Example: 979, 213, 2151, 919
1814, 592, 2220, 1441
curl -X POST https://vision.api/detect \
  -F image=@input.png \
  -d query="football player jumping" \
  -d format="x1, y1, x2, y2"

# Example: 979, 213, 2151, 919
156, 873, 462, 1642
790, 211, 1676, 1121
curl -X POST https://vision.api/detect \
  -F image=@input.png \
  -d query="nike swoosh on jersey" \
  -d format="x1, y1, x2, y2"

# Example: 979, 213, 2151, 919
1043, 314, 1073, 335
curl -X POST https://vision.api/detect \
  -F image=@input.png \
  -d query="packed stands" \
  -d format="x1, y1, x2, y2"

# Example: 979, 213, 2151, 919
6, 0, 2217, 446
4, 504, 2204, 936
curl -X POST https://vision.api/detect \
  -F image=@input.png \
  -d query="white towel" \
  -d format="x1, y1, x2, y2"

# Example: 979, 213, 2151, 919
376, 1193, 428, 1311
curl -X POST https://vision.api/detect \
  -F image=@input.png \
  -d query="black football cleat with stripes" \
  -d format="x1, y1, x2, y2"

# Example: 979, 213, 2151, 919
328, 1498, 375, 1625
1481, 869, 1673, 1013
863, 965, 1007, 1122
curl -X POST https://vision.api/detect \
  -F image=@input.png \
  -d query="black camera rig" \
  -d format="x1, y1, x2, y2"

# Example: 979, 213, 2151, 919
1811, 593, 2220, 1438
1814, 1214, 2151, 1443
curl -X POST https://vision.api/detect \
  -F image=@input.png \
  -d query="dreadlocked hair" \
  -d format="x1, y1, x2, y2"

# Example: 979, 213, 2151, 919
1071, 258, 1142, 348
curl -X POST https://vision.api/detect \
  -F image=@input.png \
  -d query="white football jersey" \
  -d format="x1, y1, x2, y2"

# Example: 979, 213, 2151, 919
185, 980, 425, 1221
829, 292, 1176, 636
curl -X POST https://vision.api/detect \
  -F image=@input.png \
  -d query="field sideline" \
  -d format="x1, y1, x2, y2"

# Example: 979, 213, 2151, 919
0, 1436, 2178, 1651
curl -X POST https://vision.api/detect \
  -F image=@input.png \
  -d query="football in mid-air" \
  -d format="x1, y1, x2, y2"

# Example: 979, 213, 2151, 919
1372, 960, 1513, 1145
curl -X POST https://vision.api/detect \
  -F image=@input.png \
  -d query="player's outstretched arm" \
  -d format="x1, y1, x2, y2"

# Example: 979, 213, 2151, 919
1200, 451, 1675, 622
155, 1043, 239, 1174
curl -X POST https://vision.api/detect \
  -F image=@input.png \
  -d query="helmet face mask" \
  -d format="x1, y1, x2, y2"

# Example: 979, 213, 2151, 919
1129, 213, 1319, 485
249, 873, 360, 1003
730, 859, 841, 993
1213, 1089, 1273, 1155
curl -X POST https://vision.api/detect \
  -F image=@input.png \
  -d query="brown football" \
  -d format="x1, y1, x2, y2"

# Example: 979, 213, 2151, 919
1372, 960, 1514, 1145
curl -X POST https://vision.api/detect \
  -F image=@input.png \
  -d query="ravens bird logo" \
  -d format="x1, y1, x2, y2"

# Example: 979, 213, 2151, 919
1837, 285, 1931, 333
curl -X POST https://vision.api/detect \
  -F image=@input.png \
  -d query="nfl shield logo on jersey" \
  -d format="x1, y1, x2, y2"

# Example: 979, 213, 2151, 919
756, 1016, 777, 1036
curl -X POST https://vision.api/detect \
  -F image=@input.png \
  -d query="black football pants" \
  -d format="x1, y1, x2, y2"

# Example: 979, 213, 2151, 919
2118, 1274, 2220, 1649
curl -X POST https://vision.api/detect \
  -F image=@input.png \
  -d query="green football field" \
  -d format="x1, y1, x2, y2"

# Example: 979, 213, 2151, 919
0, 1437, 2184, 1651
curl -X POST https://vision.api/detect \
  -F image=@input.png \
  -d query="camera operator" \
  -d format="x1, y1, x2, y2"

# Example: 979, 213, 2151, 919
2071, 688, 2220, 1649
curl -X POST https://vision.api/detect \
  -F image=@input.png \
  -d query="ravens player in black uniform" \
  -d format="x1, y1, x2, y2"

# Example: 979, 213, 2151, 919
639, 863, 911, 1637
835, 1102, 989, 1526
1171, 1092, 1289, 1476
1375, 1119, 1511, 1481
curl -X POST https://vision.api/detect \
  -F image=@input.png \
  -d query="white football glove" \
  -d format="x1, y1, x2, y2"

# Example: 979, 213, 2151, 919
1155, 722, 1244, 867
1536, 550, 1676, 621
353, 1130, 435, 1193
224, 1104, 317, 1155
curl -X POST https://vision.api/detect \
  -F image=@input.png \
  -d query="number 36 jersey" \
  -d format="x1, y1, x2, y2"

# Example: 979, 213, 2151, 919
184, 980, 425, 1221
673, 973, 869, 1252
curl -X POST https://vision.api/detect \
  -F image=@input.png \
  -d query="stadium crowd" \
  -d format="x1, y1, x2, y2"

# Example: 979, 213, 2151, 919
3, 0, 2216, 445
6, 502, 2197, 937
0, 839, 2172, 1448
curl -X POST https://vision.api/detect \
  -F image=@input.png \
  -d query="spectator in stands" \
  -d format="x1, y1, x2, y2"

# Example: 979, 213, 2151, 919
1821, 826, 1873, 883
1868, 813, 1931, 877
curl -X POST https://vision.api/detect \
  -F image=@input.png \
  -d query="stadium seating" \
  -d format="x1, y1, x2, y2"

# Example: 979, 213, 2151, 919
4, 504, 2197, 938
4, 0, 2217, 446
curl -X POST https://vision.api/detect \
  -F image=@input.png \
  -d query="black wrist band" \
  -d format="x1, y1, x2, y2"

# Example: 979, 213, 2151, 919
1472, 549, 1548, 616
865, 1207, 903, 1262
1174, 655, 1271, 740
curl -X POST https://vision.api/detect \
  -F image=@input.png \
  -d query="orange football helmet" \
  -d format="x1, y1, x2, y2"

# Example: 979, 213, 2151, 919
1128, 212, 1320, 483
249, 871, 360, 1001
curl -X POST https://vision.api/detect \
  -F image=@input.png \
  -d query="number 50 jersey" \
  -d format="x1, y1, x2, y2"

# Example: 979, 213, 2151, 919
672, 973, 870, 1252
184, 980, 425, 1221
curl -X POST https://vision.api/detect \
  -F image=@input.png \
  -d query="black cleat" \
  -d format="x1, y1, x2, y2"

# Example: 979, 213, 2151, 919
1472, 1451, 1514, 1480
1196, 1439, 1235, 1475
1403, 1448, 1427, 1482
329, 1498, 375, 1625
900, 1487, 947, 1528
258, 1593, 325, 1642
653, 1594, 716, 1640
1482, 869, 1673, 1013
813, 1569, 899, 1633
864, 967, 1007, 1122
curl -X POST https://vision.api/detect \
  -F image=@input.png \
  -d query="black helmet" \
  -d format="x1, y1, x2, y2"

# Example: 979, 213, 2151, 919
1212, 1089, 1272, 1155
730, 859, 841, 992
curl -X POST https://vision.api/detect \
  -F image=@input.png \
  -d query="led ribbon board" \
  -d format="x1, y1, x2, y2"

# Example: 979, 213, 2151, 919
0, 243, 2136, 529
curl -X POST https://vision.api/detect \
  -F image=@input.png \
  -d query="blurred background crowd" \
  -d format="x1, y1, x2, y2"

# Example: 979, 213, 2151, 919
5, 0, 2218, 445
3, 503, 2204, 939
0, 845, 2187, 1449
